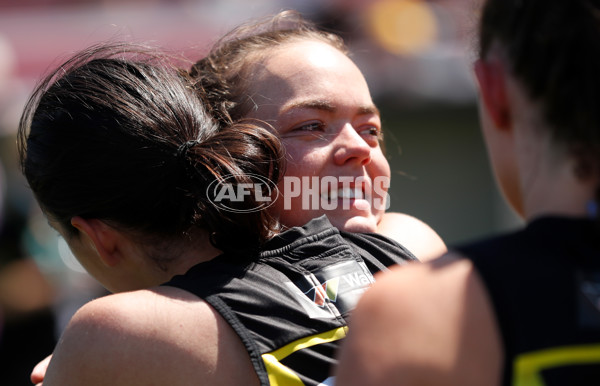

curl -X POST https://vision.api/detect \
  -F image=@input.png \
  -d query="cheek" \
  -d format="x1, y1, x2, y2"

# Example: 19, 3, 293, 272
275, 151, 321, 217
282, 141, 328, 178
273, 144, 329, 227
272, 178, 314, 228
368, 151, 391, 216
368, 151, 391, 187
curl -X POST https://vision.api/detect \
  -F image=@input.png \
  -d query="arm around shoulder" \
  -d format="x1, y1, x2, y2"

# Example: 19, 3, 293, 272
377, 212, 447, 262
336, 254, 503, 386
43, 287, 259, 386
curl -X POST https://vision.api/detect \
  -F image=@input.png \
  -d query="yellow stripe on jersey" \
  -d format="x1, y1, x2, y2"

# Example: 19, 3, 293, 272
262, 326, 348, 386
514, 344, 600, 386
263, 355, 304, 386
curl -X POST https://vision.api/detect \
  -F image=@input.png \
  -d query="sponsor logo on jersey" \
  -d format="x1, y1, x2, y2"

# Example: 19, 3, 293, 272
288, 260, 375, 317
304, 278, 340, 307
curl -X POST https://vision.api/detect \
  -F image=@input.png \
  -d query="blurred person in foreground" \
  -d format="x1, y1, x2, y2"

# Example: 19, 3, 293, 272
335, 0, 600, 385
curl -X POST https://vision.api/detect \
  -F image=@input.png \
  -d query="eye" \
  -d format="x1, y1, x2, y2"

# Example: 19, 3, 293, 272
294, 121, 325, 132
359, 125, 383, 140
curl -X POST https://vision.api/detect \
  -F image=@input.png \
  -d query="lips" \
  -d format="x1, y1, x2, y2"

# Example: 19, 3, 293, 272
320, 178, 370, 201
321, 186, 364, 200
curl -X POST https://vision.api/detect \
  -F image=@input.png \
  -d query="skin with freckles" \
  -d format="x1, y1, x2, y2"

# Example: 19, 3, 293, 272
243, 40, 446, 259
188, 12, 446, 260
246, 41, 390, 233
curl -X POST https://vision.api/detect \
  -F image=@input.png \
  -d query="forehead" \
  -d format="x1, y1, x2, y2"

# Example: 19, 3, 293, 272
267, 39, 347, 71
247, 40, 374, 117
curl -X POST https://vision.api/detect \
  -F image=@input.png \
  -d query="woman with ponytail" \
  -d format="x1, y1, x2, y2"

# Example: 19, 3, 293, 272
20, 43, 415, 386
336, 1, 600, 385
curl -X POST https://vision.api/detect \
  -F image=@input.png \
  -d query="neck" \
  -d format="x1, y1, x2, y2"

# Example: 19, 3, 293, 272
150, 230, 222, 285
521, 144, 598, 221
498, 71, 598, 223
173, 232, 221, 275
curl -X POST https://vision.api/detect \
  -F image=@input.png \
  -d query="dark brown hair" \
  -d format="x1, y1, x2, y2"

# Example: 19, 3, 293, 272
18, 43, 283, 257
188, 10, 348, 127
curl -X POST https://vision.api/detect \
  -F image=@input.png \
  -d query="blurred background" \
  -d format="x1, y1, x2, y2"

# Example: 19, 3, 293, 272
0, 0, 520, 384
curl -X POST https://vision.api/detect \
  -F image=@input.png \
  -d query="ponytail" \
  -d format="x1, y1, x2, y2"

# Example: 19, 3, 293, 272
18, 42, 284, 258
177, 120, 284, 254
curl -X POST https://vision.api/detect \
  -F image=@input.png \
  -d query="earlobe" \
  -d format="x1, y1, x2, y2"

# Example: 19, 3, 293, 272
71, 217, 120, 267
474, 58, 511, 130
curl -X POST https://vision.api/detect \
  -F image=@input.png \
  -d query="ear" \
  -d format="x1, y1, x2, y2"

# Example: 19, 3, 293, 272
71, 216, 121, 267
474, 58, 511, 130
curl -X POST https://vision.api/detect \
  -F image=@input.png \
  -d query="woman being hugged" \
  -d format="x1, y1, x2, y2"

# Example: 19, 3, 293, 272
189, 11, 446, 261
21, 42, 415, 386
336, 0, 600, 385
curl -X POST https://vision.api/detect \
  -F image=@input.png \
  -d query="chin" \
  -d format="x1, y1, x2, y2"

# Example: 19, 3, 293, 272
331, 216, 377, 233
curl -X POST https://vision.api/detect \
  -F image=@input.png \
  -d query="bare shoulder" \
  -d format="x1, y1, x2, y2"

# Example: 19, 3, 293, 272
377, 212, 447, 261
43, 286, 258, 386
336, 253, 502, 386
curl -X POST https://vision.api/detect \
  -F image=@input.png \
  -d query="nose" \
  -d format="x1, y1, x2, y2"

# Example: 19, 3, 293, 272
333, 124, 372, 166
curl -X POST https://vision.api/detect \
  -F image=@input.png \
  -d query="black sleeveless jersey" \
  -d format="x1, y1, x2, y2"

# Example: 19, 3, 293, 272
455, 217, 600, 386
165, 216, 417, 386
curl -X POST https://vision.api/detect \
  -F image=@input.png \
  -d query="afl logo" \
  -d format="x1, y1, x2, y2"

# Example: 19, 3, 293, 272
206, 174, 278, 213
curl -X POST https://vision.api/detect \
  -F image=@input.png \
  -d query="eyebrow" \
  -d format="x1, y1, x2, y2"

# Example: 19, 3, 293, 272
281, 99, 380, 117
357, 105, 380, 117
